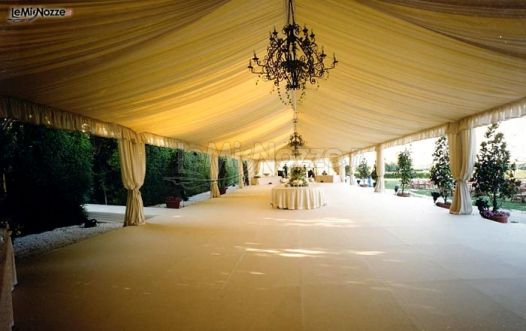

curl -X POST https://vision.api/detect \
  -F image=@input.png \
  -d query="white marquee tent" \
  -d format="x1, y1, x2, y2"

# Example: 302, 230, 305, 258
1, 0, 526, 224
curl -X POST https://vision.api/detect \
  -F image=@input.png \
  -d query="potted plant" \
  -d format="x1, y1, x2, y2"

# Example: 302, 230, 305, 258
431, 191, 441, 204
357, 159, 370, 187
165, 181, 187, 209
429, 136, 454, 208
473, 124, 520, 223
395, 149, 415, 197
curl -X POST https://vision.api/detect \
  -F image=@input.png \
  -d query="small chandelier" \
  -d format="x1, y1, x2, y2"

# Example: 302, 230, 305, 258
248, 0, 337, 105
288, 131, 304, 157
288, 116, 304, 158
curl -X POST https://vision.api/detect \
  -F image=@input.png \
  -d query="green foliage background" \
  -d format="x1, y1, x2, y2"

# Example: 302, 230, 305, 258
0, 121, 240, 235
0, 120, 93, 234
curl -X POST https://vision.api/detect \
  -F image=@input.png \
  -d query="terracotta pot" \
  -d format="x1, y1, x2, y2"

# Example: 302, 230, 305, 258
219, 187, 227, 195
489, 214, 509, 224
436, 202, 451, 209
397, 192, 410, 197
166, 197, 182, 209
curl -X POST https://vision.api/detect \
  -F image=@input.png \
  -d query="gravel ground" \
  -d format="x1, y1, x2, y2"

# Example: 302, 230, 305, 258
13, 222, 122, 259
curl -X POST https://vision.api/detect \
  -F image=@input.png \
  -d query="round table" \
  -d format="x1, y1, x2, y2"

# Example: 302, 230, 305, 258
271, 185, 327, 210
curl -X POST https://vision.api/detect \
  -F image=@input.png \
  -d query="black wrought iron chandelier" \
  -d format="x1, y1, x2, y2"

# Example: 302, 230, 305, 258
248, 0, 338, 105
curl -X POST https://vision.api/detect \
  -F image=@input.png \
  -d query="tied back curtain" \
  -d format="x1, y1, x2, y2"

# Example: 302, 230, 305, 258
237, 158, 244, 189
374, 145, 385, 192
1, 229, 17, 331
338, 156, 346, 182
209, 153, 220, 198
349, 153, 355, 185
330, 157, 341, 177
118, 139, 146, 226
447, 125, 475, 215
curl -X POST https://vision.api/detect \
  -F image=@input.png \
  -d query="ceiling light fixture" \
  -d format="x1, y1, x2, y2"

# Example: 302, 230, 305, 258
248, 0, 338, 105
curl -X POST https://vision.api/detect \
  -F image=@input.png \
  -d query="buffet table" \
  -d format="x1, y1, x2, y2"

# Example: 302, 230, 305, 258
271, 185, 327, 210
315, 175, 340, 183
256, 176, 282, 185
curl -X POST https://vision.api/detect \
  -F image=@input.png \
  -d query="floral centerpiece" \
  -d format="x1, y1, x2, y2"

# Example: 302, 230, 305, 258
287, 166, 308, 187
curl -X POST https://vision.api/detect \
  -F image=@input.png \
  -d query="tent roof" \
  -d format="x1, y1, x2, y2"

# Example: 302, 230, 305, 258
1, 0, 526, 157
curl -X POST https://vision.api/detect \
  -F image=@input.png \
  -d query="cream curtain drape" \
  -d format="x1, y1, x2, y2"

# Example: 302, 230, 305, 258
338, 156, 346, 182
330, 157, 340, 177
237, 157, 245, 189
447, 124, 475, 215
118, 139, 146, 226
1, 229, 17, 331
374, 145, 385, 192
349, 153, 355, 185
209, 153, 220, 198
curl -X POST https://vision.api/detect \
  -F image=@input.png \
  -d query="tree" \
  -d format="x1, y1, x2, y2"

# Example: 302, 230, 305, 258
473, 124, 520, 212
396, 149, 415, 194
357, 159, 370, 182
429, 136, 454, 203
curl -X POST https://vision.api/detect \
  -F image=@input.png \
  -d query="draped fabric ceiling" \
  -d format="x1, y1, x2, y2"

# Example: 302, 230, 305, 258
1, 0, 526, 159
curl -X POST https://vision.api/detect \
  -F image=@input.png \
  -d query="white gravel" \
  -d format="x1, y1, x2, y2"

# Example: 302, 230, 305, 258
12, 186, 240, 259
13, 222, 121, 259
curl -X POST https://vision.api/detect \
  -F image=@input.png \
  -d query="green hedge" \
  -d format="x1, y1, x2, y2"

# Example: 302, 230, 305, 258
1, 121, 93, 235
90, 143, 240, 206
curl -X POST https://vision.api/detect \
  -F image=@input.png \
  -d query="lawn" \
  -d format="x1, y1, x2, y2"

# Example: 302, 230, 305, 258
383, 178, 526, 211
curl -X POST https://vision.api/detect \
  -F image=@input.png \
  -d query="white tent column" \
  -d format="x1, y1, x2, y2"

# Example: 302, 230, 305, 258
237, 157, 245, 189
374, 145, 385, 192
447, 124, 476, 215
209, 153, 220, 198
349, 153, 355, 185
118, 139, 146, 226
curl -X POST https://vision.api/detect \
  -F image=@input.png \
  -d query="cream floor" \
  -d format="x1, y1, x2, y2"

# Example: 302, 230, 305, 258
13, 184, 526, 330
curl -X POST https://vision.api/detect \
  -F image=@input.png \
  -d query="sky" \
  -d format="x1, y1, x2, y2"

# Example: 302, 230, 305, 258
360, 116, 526, 169
263, 117, 525, 175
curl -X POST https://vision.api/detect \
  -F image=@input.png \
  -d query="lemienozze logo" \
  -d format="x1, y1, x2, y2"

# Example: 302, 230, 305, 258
8, 7, 73, 23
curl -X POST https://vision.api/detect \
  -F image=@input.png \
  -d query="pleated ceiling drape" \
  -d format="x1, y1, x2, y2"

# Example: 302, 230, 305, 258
118, 139, 146, 226
447, 124, 475, 215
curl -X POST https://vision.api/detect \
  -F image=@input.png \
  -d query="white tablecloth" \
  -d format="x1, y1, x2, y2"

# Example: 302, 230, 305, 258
256, 176, 282, 185
271, 185, 327, 210
315, 175, 340, 183
0, 229, 17, 331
